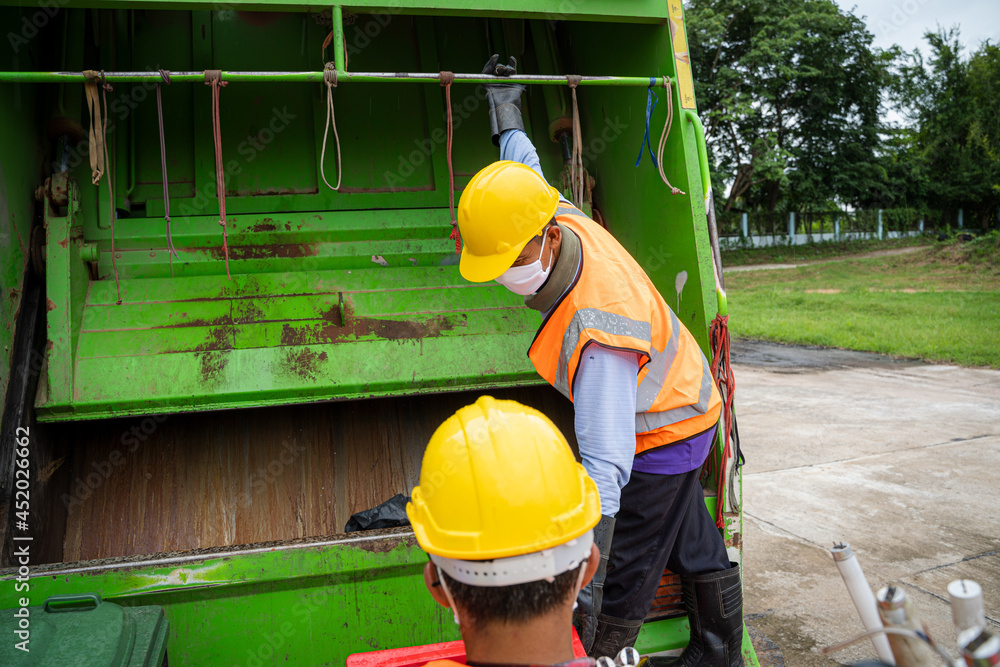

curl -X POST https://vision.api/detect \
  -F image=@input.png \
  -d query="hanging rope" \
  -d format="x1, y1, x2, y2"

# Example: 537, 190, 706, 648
656, 76, 685, 196
156, 69, 178, 261
708, 312, 742, 529
84, 70, 122, 304
567, 75, 584, 209
440, 71, 459, 254
205, 70, 231, 280
83, 70, 106, 185
634, 78, 659, 168
320, 63, 342, 191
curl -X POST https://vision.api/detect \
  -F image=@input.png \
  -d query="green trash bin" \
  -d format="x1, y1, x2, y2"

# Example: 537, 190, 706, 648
0, 593, 169, 666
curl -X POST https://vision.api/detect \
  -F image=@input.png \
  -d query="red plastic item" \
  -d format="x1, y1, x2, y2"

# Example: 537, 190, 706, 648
347, 627, 588, 667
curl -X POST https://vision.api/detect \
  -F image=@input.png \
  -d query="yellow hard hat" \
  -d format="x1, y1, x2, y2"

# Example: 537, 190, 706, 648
457, 161, 561, 283
407, 396, 600, 564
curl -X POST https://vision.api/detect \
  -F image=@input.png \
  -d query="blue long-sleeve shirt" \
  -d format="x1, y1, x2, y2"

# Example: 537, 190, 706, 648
498, 129, 714, 516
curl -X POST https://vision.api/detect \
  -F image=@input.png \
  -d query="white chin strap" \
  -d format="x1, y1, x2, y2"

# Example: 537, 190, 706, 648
430, 530, 594, 588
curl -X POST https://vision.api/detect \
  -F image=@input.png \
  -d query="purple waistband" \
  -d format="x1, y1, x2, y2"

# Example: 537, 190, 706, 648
631, 426, 717, 475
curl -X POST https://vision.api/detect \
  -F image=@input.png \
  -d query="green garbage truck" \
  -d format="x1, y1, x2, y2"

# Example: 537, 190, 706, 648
0, 0, 753, 663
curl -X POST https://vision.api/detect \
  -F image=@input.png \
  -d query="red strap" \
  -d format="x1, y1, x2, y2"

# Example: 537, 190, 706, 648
205, 70, 231, 280
709, 313, 734, 529
441, 72, 460, 254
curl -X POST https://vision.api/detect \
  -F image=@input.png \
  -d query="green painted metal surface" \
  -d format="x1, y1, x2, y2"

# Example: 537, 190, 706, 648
0, 2, 755, 665
0, 0, 670, 21
2, 531, 457, 665
0, 526, 728, 665
7, 9, 719, 421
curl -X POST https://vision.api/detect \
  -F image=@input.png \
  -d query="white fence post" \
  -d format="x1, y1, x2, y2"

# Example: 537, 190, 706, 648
788, 212, 796, 243
958, 208, 964, 229
919, 218, 924, 233
877, 210, 883, 240
741, 212, 748, 239
834, 215, 840, 241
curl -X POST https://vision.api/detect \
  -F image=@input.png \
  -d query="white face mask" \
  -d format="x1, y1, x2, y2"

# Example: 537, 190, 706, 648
495, 233, 553, 296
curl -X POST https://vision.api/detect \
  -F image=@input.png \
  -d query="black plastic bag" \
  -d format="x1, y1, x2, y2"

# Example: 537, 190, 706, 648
344, 493, 411, 532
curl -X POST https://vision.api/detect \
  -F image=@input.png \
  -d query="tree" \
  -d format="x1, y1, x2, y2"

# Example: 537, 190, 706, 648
897, 29, 1000, 228
686, 0, 894, 213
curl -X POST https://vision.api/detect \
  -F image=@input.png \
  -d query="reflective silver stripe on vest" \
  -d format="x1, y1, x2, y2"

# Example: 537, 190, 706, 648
554, 308, 652, 397
555, 205, 584, 217
634, 349, 715, 434
635, 308, 682, 412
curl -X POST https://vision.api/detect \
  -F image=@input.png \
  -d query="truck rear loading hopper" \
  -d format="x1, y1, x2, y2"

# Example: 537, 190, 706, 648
0, 2, 753, 664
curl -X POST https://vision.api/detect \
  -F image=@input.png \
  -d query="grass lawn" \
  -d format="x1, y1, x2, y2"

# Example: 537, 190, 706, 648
724, 234, 1000, 368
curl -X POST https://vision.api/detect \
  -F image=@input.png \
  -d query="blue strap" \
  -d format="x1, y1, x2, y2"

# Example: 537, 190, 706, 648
635, 78, 659, 168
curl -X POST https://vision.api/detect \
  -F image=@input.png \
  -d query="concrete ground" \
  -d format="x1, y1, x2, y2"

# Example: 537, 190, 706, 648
733, 340, 1000, 666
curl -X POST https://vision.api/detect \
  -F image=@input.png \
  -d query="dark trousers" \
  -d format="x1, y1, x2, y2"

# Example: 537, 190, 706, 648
601, 468, 731, 621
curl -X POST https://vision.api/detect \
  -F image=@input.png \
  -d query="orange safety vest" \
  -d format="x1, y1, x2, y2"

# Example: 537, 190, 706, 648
527, 206, 722, 454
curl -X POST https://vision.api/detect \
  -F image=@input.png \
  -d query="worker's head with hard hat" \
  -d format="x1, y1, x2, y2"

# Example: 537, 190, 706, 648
457, 162, 564, 296
407, 396, 601, 664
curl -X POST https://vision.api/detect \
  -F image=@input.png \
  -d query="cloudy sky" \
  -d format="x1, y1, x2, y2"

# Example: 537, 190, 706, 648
833, 0, 999, 55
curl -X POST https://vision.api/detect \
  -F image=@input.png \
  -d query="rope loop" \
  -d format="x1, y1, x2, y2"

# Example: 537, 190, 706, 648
656, 76, 685, 196
206, 69, 231, 279
320, 63, 342, 191
439, 70, 455, 87
84, 70, 121, 301
156, 70, 178, 260
566, 76, 584, 207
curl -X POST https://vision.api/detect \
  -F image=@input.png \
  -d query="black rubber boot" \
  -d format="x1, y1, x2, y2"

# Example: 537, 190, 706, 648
647, 563, 745, 667
590, 614, 644, 659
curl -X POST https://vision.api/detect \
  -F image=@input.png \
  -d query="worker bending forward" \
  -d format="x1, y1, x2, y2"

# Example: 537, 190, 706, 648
407, 396, 603, 667
453, 56, 745, 666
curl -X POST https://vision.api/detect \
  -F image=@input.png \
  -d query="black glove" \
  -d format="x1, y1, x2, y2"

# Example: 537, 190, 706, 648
574, 514, 616, 654
482, 54, 525, 147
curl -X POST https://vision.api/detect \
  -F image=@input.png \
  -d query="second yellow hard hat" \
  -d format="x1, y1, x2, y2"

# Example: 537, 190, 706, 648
407, 395, 600, 562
